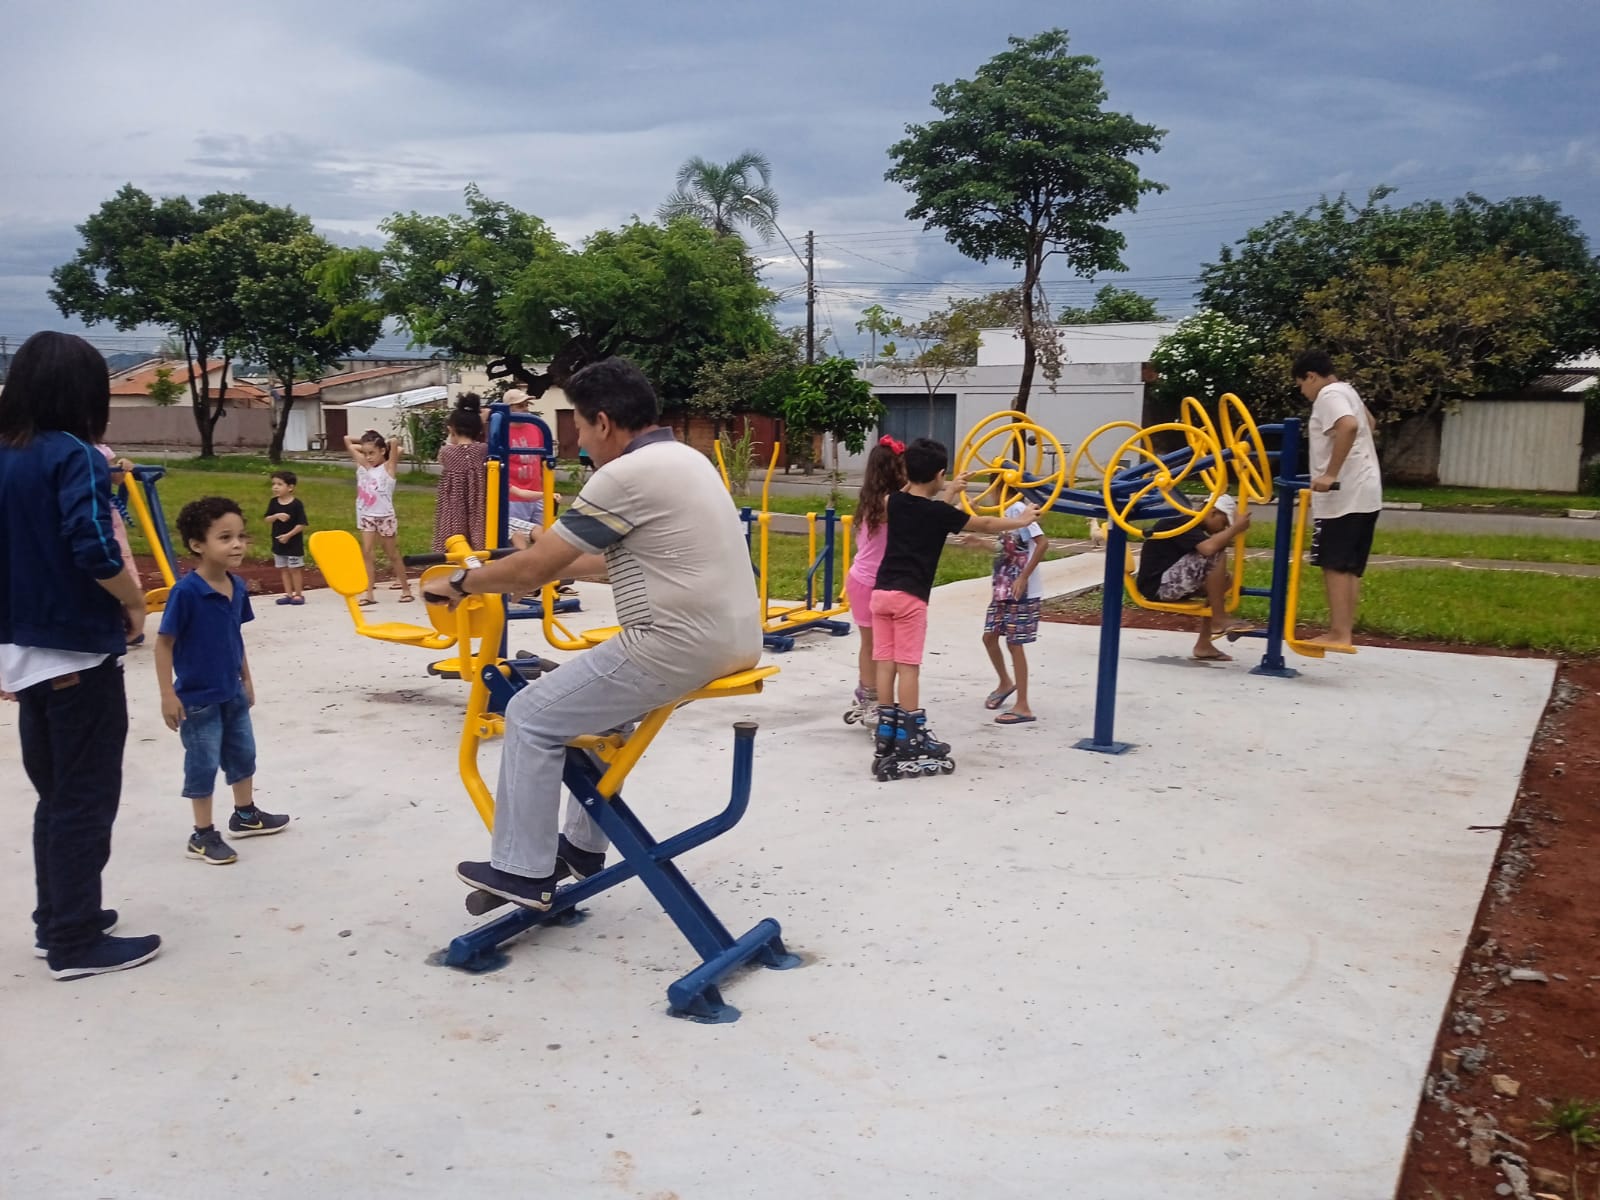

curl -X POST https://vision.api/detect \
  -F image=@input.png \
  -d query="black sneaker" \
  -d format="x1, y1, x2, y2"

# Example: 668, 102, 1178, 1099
228, 807, 290, 838
456, 861, 560, 911
34, 909, 118, 959
187, 828, 238, 865
557, 835, 606, 881
48, 933, 162, 981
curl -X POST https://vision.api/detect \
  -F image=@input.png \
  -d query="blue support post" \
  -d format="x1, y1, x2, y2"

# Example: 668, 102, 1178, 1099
440, 719, 800, 1022
822, 506, 837, 610
1252, 416, 1301, 679
1074, 520, 1133, 754
130, 466, 180, 571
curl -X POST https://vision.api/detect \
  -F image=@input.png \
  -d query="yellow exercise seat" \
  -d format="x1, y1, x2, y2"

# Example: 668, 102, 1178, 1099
309, 530, 455, 650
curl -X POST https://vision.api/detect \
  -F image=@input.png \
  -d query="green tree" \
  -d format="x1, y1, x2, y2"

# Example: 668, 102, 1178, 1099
503, 218, 780, 406
1199, 190, 1600, 392
1059, 283, 1162, 324
235, 230, 383, 462
50, 186, 299, 456
855, 304, 900, 362
337, 189, 781, 404
886, 29, 1166, 412
657, 150, 780, 240
144, 365, 184, 406
783, 357, 884, 475
1282, 251, 1576, 434
689, 333, 803, 420
320, 184, 562, 391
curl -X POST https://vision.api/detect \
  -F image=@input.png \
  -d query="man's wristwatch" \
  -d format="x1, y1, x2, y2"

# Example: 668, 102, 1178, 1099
447, 567, 474, 596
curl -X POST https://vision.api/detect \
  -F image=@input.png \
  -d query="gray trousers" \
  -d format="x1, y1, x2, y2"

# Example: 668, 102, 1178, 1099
491, 636, 685, 878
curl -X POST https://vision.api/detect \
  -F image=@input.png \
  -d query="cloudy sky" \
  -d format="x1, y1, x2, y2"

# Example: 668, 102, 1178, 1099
3, 0, 1598, 358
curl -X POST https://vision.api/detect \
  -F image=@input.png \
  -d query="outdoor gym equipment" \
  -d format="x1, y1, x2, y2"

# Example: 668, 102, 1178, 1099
414, 534, 798, 1022
721, 441, 853, 653
1231, 415, 1358, 672
483, 403, 583, 630
116, 464, 179, 611
950, 393, 1354, 752
310, 529, 457, 653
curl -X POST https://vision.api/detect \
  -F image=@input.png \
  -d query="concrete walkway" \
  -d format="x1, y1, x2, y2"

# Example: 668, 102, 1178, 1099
0, 559, 1554, 1198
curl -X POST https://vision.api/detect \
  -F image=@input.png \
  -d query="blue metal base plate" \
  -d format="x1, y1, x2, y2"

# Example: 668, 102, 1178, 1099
1249, 663, 1300, 679
1072, 737, 1134, 755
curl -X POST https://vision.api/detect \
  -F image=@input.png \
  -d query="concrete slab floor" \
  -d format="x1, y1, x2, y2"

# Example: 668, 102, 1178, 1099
0, 557, 1554, 1199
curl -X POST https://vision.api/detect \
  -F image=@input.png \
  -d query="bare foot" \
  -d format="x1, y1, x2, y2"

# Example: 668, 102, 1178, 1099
1308, 633, 1352, 646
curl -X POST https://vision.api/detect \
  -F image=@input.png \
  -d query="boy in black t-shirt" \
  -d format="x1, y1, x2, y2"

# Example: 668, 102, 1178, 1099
265, 471, 309, 605
1134, 495, 1251, 660
869, 437, 1039, 774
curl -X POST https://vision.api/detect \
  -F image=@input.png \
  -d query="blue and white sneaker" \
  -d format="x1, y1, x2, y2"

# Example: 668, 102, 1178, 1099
47, 933, 162, 981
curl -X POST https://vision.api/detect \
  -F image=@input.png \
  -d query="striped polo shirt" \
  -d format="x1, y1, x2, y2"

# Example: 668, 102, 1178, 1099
553, 429, 761, 691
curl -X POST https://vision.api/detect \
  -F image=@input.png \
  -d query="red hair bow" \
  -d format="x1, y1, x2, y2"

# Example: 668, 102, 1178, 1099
879, 435, 905, 454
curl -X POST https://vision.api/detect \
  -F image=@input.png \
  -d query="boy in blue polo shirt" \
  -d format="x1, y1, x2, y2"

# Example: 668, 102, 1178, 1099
155, 497, 290, 864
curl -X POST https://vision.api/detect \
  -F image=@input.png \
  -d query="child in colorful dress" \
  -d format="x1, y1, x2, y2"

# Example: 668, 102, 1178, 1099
842, 436, 907, 731
980, 499, 1048, 724
343, 429, 411, 604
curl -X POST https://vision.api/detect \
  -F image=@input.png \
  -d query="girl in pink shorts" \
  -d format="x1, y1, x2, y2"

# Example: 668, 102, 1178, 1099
843, 438, 906, 729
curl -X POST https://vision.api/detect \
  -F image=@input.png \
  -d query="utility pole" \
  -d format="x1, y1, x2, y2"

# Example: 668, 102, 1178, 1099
805, 230, 816, 365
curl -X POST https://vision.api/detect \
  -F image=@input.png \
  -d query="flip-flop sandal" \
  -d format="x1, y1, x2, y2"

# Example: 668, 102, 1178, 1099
1220, 625, 1257, 643
398, 593, 416, 603
994, 711, 1036, 724
1191, 651, 1233, 662
357, 598, 377, 607
984, 686, 1016, 711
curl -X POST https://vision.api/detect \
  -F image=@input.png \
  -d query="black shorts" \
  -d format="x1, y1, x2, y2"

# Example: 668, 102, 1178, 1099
1310, 510, 1379, 576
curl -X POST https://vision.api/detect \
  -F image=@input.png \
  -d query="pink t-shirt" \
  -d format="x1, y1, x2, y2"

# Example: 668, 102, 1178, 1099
848, 514, 889, 587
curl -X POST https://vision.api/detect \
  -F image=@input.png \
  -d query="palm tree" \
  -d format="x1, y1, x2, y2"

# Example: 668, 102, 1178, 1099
658, 151, 780, 240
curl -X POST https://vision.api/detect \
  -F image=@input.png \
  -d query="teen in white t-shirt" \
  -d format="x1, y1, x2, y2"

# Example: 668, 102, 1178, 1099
1293, 350, 1384, 646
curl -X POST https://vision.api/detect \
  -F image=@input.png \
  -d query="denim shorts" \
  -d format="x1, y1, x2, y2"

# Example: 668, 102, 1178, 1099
179, 690, 257, 798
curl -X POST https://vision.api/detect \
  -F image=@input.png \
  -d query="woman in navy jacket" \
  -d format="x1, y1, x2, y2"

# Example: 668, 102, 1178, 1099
0, 331, 162, 979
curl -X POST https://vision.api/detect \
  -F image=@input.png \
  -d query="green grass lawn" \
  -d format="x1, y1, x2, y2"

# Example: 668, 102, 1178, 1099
161, 453, 436, 488
1056, 563, 1600, 655
1384, 484, 1600, 512
1238, 522, 1600, 566
125, 462, 439, 565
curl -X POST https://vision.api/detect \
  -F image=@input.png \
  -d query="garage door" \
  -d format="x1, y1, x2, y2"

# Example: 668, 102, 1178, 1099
878, 394, 957, 452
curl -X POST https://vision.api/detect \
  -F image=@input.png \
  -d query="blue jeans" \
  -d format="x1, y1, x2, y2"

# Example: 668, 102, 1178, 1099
179, 690, 256, 799
18, 658, 128, 954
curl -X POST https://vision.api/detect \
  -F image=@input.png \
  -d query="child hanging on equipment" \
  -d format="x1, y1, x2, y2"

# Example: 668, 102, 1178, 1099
344, 429, 412, 605
264, 470, 308, 605
432, 393, 488, 553
156, 496, 290, 865
870, 437, 1039, 779
843, 435, 907, 730
981, 498, 1049, 725
1135, 494, 1252, 661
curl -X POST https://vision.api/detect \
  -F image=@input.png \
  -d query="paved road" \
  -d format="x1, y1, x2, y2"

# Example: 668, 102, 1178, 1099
1372, 508, 1600, 539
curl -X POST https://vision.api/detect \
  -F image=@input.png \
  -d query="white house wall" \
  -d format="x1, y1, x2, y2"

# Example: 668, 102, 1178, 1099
837, 362, 1147, 473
